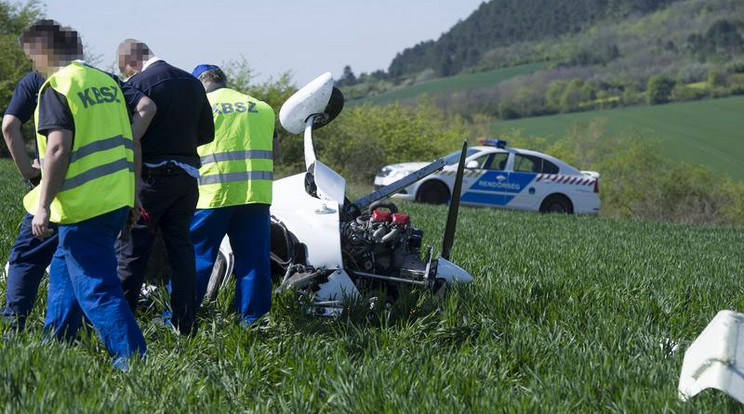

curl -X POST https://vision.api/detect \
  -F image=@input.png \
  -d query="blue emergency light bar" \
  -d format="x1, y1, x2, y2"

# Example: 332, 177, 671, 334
480, 138, 507, 148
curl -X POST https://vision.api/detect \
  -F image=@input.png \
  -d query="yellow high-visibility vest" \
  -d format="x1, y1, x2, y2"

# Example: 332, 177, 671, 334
24, 62, 134, 224
197, 87, 275, 208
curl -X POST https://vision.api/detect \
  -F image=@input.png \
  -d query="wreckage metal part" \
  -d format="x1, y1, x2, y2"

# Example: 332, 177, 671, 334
312, 300, 343, 306
351, 158, 447, 213
679, 310, 744, 403
442, 141, 468, 260
276, 268, 327, 292
353, 271, 429, 286
423, 246, 436, 283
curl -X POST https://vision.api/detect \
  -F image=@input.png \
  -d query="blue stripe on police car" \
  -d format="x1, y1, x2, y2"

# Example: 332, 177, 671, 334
462, 172, 538, 206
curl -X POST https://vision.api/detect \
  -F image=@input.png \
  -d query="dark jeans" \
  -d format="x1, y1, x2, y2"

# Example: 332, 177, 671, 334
2, 213, 58, 330
116, 167, 198, 335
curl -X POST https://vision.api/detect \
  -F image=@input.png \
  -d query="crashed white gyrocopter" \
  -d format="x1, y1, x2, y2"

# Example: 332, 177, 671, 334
1, 73, 473, 316
204, 72, 474, 315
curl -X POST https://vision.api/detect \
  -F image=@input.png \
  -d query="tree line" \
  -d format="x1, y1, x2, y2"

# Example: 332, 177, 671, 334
386, 0, 683, 79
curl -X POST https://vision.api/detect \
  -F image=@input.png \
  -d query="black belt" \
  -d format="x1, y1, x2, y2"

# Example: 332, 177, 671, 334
143, 161, 189, 177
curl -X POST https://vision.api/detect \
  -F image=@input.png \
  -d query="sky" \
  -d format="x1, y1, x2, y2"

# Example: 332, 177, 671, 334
41, 0, 485, 85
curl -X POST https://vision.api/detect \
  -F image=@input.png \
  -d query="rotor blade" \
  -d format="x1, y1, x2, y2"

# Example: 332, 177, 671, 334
352, 158, 446, 213
442, 141, 468, 260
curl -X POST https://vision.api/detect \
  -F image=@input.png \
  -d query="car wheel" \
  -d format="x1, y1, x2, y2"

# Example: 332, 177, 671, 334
416, 181, 449, 205
205, 250, 230, 301
540, 194, 573, 214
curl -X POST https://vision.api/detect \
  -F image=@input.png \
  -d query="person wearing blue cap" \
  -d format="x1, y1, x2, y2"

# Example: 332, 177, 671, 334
191, 64, 277, 325
115, 39, 214, 336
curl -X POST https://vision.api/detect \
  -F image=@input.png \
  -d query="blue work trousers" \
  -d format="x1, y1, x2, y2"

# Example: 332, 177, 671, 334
191, 204, 271, 324
2, 213, 58, 330
44, 207, 146, 364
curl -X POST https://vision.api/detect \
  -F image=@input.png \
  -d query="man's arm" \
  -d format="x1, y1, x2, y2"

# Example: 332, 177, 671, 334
128, 96, 156, 221
131, 95, 157, 176
2, 114, 39, 181
114, 71, 155, 222
32, 128, 72, 239
3, 72, 45, 183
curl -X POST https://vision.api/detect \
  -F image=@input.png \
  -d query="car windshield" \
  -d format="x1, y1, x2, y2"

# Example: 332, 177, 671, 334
442, 148, 480, 165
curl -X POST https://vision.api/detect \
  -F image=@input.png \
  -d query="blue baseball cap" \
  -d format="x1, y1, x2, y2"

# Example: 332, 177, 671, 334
192, 64, 221, 78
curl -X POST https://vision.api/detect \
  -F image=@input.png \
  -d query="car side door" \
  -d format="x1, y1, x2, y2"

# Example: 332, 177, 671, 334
461, 152, 510, 208
504, 153, 545, 210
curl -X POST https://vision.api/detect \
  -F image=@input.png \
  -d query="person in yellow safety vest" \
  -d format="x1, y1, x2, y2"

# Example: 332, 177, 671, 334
190, 64, 278, 325
20, 20, 156, 369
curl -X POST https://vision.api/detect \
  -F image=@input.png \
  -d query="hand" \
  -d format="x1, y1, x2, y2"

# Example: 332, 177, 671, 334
28, 159, 41, 179
28, 166, 42, 187
23, 161, 41, 184
129, 197, 143, 225
32, 206, 54, 240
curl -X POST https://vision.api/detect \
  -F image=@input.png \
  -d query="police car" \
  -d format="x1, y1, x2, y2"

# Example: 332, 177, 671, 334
374, 139, 600, 214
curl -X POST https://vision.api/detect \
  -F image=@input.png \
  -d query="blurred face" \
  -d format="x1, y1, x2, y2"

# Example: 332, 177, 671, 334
22, 40, 52, 75
22, 28, 80, 76
119, 59, 141, 78
117, 45, 143, 78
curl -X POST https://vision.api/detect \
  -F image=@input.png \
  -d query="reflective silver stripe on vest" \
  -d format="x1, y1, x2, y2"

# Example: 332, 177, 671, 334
39, 135, 133, 167
70, 135, 133, 163
199, 171, 273, 185
61, 158, 134, 191
200, 150, 273, 165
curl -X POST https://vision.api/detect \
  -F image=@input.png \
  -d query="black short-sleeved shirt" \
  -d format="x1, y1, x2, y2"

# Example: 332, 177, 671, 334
37, 64, 145, 137
4, 71, 45, 123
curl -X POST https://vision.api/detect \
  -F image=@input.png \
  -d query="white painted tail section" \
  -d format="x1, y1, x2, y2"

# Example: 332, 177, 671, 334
679, 310, 744, 403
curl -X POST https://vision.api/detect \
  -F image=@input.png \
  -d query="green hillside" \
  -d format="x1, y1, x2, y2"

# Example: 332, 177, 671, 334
493, 96, 744, 180
388, 0, 682, 77
350, 63, 543, 106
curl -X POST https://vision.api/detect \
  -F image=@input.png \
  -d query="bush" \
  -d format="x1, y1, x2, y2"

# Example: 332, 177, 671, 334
646, 75, 676, 104
621, 87, 644, 106
559, 79, 595, 112
728, 61, 744, 74
671, 84, 708, 102
498, 102, 520, 120
730, 74, 744, 95
545, 80, 568, 112
707, 68, 728, 87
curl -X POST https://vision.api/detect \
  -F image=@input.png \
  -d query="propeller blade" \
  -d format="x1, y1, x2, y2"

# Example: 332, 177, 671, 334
442, 140, 468, 260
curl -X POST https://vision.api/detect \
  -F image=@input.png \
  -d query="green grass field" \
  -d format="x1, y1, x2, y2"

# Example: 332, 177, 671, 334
350, 63, 544, 106
1, 160, 744, 412
492, 96, 744, 181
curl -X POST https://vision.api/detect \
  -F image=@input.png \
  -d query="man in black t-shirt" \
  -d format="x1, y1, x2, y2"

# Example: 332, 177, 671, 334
1, 70, 56, 330
115, 39, 214, 336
